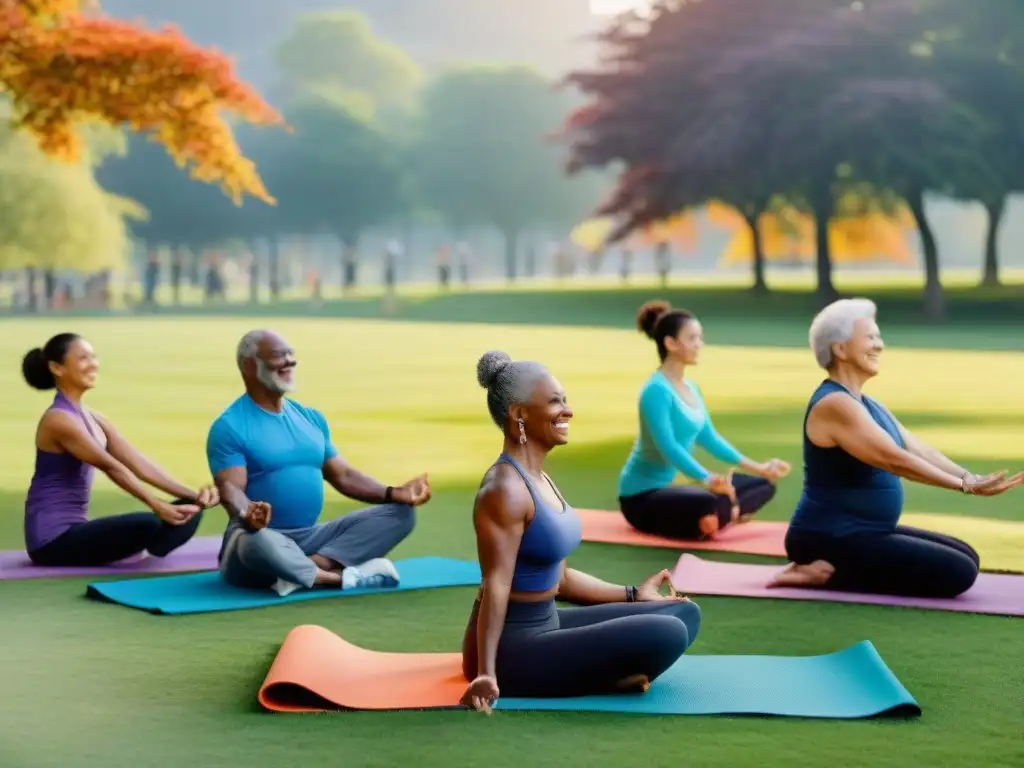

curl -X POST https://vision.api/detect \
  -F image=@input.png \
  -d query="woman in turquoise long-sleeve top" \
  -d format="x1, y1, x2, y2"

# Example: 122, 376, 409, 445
617, 301, 790, 539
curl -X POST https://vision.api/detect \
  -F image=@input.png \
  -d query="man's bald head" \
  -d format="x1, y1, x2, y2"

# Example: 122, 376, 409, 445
236, 329, 297, 394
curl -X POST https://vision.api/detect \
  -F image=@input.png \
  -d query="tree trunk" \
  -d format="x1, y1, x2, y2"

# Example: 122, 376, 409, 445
248, 243, 260, 304
907, 188, 945, 321
25, 266, 38, 313
43, 269, 57, 309
503, 229, 518, 281
743, 213, 768, 294
525, 244, 537, 277
981, 196, 1005, 287
811, 200, 837, 303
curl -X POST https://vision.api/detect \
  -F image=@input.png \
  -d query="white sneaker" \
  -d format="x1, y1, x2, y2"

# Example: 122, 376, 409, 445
272, 578, 302, 597
341, 558, 400, 590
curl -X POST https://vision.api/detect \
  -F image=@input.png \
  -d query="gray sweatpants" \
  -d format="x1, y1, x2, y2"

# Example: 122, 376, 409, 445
218, 503, 415, 589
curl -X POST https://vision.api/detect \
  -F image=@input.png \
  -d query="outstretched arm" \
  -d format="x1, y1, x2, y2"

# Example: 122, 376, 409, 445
884, 407, 969, 479
813, 395, 965, 489
44, 412, 185, 520
93, 411, 199, 501
640, 385, 712, 483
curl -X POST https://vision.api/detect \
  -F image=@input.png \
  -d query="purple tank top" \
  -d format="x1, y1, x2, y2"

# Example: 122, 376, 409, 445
24, 392, 97, 551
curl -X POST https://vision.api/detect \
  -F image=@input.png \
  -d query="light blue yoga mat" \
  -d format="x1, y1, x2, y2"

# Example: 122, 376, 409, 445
495, 641, 920, 719
85, 556, 481, 615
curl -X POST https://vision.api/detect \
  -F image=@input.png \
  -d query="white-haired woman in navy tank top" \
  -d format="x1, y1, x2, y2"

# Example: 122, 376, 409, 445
771, 299, 1023, 597
459, 351, 703, 713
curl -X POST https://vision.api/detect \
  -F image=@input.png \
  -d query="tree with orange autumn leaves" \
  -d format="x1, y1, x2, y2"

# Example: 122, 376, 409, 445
0, 0, 282, 203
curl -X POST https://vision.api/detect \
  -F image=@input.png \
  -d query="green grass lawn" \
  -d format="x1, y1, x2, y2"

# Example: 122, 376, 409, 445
1, 313, 1023, 767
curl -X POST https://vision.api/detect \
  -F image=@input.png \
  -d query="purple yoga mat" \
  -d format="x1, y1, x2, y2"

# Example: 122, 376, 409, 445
670, 554, 1024, 617
0, 535, 221, 580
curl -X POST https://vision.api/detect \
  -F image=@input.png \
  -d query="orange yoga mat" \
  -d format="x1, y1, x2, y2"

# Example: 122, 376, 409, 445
257, 624, 923, 719
259, 624, 466, 712
577, 509, 788, 557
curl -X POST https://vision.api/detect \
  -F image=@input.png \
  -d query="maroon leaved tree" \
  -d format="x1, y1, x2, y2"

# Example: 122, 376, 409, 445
563, 0, 972, 310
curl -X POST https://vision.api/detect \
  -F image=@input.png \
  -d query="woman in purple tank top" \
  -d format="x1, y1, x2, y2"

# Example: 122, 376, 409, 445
459, 351, 703, 713
22, 333, 219, 567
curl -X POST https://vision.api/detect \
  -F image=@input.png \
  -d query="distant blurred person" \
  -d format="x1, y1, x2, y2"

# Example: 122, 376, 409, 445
206, 329, 431, 595
383, 240, 401, 293
342, 245, 359, 294
436, 244, 452, 290
771, 298, 1023, 597
170, 249, 184, 305
21, 333, 214, 567
456, 242, 471, 284
655, 243, 671, 286
142, 251, 160, 306
617, 301, 789, 540
620, 248, 633, 283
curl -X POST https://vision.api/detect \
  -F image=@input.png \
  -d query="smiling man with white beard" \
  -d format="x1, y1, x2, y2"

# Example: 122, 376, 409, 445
204, 329, 432, 596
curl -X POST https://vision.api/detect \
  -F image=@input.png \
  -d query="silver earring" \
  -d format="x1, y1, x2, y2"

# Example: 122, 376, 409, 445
518, 418, 527, 444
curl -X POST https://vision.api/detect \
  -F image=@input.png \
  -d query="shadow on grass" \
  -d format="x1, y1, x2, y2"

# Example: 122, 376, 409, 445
6, 284, 1024, 351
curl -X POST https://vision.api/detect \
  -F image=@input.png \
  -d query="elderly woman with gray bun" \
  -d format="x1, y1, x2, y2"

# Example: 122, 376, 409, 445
771, 298, 1023, 597
459, 351, 703, 713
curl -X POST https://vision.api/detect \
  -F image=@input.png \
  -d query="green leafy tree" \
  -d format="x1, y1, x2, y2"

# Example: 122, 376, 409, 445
273, 10, 423, 119
920, 0, 1024, 286
0, 118, 133, 309
264, 95, 408, 248
412, 63, 603, 279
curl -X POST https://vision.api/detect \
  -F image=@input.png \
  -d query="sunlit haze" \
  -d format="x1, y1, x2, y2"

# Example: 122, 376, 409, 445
590, 0, 652, 15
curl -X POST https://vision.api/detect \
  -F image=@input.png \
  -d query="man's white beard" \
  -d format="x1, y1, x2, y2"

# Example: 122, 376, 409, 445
256, 359, 295, 394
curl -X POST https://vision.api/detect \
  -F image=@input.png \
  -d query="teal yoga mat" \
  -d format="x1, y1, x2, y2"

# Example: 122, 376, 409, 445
496, 641, 921, 718
259, 625, 921, 720
85, 556, 481, 615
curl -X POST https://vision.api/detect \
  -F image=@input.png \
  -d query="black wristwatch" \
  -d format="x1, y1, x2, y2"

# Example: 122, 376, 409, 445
384, 486, 394, 502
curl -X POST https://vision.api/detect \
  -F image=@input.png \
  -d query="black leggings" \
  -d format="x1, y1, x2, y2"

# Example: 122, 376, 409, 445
785, 525, 980, 599
463, 598, 701, 698
28, 503, 203, 567
619, 473, 776, 540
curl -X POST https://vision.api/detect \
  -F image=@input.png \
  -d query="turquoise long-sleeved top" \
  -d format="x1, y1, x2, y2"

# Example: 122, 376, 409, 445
618, 370, 743, 497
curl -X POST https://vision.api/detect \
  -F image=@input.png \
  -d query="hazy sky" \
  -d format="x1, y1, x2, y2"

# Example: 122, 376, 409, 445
590, 0, 650, 14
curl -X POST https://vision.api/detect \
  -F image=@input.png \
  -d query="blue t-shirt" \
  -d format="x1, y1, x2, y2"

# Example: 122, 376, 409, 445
206, 395, 338, 530
618, 371, 743, 497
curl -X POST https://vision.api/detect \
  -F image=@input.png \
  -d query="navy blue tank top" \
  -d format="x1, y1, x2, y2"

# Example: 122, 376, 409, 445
496, 454, 582, 592
790, 379, 904, 536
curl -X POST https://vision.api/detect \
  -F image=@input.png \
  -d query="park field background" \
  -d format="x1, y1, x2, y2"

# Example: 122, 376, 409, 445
1, 288, 1023, 767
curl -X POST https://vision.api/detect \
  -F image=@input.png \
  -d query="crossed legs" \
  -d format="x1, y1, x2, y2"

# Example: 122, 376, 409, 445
219, 503, 416, 591
471, 599, 702, 698
619, 474, 777, 540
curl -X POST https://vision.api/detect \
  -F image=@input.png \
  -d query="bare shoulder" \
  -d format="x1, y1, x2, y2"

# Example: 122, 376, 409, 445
39, 407, 83, 436
806, 391, 862, 447
474, 463, 532, 526
809, 391, 862, 424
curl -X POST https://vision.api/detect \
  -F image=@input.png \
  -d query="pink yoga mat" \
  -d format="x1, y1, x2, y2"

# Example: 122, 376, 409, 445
578, 508, 788, 556
670, 554, 1024, 617
0, 535, 221, 580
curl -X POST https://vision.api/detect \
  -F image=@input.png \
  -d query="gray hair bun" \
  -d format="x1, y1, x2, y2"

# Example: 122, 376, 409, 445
476, 350, 512, 388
